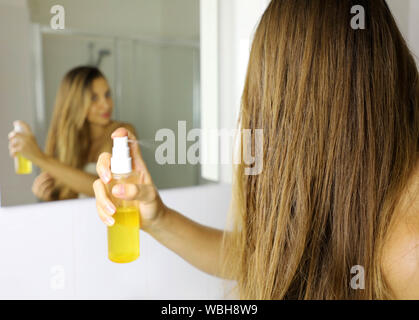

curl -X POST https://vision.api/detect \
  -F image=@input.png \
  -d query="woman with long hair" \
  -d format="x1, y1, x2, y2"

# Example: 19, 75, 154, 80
8, 66, 135, 200
93, 0, 419, 299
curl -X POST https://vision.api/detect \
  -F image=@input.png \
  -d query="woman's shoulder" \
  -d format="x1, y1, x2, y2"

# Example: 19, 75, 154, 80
382, 163, 419, 299
382, 216, 419, 299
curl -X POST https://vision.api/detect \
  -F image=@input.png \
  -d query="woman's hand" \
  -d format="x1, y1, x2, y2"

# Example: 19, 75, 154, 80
93, 127, 167, 231
8, 121, 45, 162
32, 172, 56, 201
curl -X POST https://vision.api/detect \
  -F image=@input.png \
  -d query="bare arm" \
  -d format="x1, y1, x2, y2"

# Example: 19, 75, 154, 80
8, 120, 98, 197
144, 205, 229, 278
35, 155, 97, 197
33, 122, 131, 197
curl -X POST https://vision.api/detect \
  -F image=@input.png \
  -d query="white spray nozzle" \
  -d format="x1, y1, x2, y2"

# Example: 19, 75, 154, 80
111, 136, 132, 174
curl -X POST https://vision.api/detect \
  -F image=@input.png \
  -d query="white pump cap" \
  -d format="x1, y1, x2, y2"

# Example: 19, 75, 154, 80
110, 136, 132, 174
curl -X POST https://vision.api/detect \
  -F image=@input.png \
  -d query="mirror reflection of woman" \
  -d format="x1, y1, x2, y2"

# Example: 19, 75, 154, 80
8, 66, 136, 201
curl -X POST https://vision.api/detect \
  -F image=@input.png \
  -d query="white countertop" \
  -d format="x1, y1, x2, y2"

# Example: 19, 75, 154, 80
0, 183, 234, 299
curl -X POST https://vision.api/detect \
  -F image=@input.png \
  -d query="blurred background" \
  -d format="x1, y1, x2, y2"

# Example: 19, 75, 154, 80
1, 0, 202, 206
32, 0, 201, 189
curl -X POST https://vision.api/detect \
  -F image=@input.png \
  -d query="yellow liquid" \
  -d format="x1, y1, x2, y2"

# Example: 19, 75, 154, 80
15, 154, 32, 174
107, 206, 140, 263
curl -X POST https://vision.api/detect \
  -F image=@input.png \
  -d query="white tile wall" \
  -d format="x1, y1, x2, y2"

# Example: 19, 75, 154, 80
0, 184, 233, 299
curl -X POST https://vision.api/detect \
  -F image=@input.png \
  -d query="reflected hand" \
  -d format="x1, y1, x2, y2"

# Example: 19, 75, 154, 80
8, 121, 44, 162
32, 172, 56, 201
93, 127, 167, 231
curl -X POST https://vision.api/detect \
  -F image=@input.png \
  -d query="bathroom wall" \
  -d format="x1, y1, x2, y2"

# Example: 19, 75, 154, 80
28, 0, 199, 41
218, 0, 270, 184
387, 0, 411, 38
34, 0, 201, 191
408, 0, 419, 64
387, 0, 419, 64
0, 184, 233, 299
0, 0, 201, 207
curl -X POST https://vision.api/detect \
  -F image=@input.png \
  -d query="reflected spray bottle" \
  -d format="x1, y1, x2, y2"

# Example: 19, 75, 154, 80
107, 136, 141, 263
13, 122, 32, 175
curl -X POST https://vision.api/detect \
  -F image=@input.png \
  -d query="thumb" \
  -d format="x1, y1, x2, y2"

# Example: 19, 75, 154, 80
14, 120, 32, 134
43, 172, 54, 180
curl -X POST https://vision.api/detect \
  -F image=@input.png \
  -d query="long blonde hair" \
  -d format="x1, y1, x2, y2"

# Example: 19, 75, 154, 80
45, 66, 105, 200
222, 0, 419, 299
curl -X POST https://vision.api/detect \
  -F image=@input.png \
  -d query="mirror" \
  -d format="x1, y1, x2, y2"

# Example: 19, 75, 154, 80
1, 0, 212, 206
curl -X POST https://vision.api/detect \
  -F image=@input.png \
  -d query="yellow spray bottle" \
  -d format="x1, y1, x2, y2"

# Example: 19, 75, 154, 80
13, 122, 32, 175
107, 136, 141, 263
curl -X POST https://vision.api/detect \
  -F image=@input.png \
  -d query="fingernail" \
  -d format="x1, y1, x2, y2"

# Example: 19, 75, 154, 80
106, 202, 116, 214
102, 171, 111, 183
106, 217, 115, 226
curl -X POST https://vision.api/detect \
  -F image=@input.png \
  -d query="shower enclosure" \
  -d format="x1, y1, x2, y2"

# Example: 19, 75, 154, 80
32, 25, 201, 189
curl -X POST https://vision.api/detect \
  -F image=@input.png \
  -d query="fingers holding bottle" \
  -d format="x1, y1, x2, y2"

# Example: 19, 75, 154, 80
13, 120, 32, 134
93, 178, 116, 226
96, 152, 112, 184
8, 120, 44, 162
110, 180, 167, 231
95, 130, 168, 232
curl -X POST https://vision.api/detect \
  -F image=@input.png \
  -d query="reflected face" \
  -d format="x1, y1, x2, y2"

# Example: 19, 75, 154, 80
86, 77, 113, 126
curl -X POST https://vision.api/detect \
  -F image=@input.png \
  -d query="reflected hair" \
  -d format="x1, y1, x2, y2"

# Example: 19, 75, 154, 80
221, 0, 419, 299
45, 66, 105, 200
